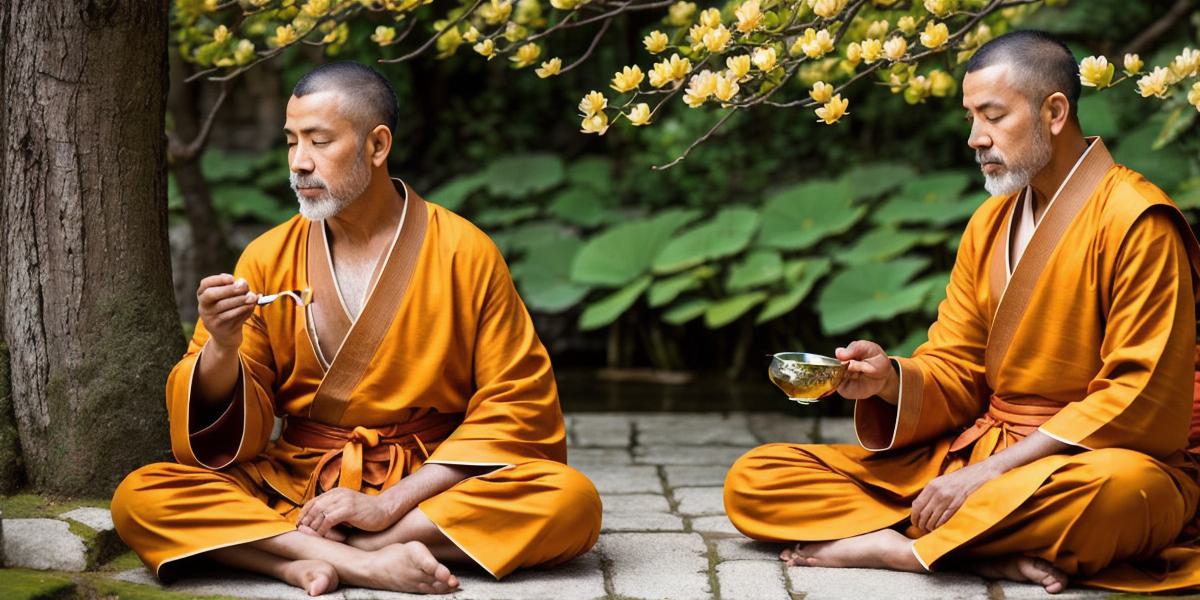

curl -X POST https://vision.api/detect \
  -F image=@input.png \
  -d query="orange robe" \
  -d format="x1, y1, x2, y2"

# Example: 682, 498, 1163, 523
111, 182, 601, 580
725, 139, 1200, 592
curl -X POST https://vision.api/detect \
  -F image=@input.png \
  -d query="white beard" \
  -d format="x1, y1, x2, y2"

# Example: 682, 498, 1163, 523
292, 152, 372, 221
979, 127, 1052, 197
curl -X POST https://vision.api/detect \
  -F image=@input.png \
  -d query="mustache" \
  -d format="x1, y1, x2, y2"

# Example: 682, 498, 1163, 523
289, 172, 326, 189
975, 149, 1004, 166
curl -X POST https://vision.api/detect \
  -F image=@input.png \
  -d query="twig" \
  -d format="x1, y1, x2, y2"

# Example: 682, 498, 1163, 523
559, 19, 614, 74
1122, 0, 1194, 56
379, 0, 487, 63
167, 83, 230, 164
651, 107, 740, 170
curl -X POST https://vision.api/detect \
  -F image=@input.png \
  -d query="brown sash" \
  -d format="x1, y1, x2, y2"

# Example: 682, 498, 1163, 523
984, 138, 1114, 387
304, 181, 429, 425
949, 395, 1061, 452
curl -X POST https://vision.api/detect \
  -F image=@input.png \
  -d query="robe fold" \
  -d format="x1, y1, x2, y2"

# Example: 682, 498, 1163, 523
725, 138, 1200, 592
112, 181, 601, 580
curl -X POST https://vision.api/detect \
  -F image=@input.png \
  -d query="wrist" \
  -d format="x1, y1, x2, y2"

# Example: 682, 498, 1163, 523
879, 360, 901, 405
207, 338, 240, 359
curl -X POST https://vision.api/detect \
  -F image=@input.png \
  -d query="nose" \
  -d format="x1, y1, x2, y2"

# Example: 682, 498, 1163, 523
967, 121, 991, 152
289, 143, 314, 174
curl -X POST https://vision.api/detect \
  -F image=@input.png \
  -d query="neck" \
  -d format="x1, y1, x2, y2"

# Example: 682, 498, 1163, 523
1028, 132, 1089, 218
326, 171, 403, 246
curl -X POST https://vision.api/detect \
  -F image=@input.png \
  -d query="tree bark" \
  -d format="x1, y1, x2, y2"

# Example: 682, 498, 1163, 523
0, 0, 185, 495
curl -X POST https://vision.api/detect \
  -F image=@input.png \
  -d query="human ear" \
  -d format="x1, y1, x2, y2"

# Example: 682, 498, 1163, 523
1044, 92, 1070, 136
367, 125, 392, 167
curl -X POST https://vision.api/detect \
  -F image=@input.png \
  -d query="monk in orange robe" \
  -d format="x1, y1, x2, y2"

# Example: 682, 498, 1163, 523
725, 31, 1200, 594
111, 62, 601, 596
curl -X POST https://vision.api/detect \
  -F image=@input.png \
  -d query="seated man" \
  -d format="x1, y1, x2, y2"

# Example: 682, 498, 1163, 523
112, 62, 601, 596
725, 30, 1200, 594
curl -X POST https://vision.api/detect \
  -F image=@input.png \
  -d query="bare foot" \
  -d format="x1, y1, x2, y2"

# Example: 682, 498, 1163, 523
966, 556, 1068, 594
780, 529, 924, 572
278, 559, 339, 596
345, 541, 460, 594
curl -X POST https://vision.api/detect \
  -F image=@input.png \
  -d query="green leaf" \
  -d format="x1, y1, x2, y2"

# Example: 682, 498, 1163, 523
1153, 106, 1197, 151
653, 207, 761, 274
566, 157, 614, 195
758, 180, 865, 251
872, 172, 980, 227
482, 153, 565, 198
648, 269, 708, 307
891, 327, 929, 357
816, 258, 931, 335
547, 187, 612, 228
429, 172, 487, 211
474, 205, 540, 228
726, 250, 784, 291
571, 209, 703, 287
916, 271, 951, 316
1113, 117, 1191, 191
1076, 93, 1119, 140
837, 228, 929, 265
212, 185, 292, 224
504, 222, 573, 256
511, 237, 590, 313
201, 148, 258, 182
756, 258, 831, 324
578, 276, 651, 330
1174, 178, 1200, 210
705, 291, 769, 328
662, 297, 713, 325
839, 163, 916, 201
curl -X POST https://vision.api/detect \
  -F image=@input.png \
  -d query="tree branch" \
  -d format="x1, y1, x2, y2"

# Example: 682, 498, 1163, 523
379, 0, 487, 64
167, 83, 230, 165
1121, 0, 1195, 56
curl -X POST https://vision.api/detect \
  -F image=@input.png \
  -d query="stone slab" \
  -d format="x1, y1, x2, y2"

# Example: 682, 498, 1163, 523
747, 413, 815, 444
630, 413, 757, 446
567, 447, 632, 467
787, 566, 989, 599
690, 515, 740, 535
570, 415, 632, 448
634, 445, 751, 466
598, 533, 710, 600
717, 560, 790, 600
715, 537, 781, 561
601, 494, 670, 513
663, 465, 730, 488
996, 581, 1112, 599
59, 507, 114, 531
673, 486, 725, 516
601, 512, 686, 532
576, 464, 661, 494
3, 518, 87, 572
116, 567, 347, 599
813, 418, 858, 445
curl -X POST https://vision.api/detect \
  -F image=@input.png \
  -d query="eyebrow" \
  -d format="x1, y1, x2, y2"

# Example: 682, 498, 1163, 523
965, 100, 1006, 113
283, 126, 335, 136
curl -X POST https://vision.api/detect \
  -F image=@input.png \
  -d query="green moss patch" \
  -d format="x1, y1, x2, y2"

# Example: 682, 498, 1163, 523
0, 568, 76, 600
0, 493, 109, 519
88, 578, 240, 600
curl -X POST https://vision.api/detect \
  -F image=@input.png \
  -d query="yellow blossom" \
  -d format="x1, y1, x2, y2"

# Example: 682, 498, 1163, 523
809, 81, 833, 103
713, 72, 740, 101
923, 0, 952, 17
811, 0, 844, 19
726, 54, 751, 81
800, 28, 835, 58
233, 39, 256, 65
883, 36, 907, 61
704, 24, 731, 53
920, 21, 948, 49
866, 19, 889, 39
536, 57, 562, 77
752, 46, 777, 71
735, 0, 762, 33
203, 0, 219, 10
700, 7, 721, 28
929, 69, 956, 96
463, 26, 480, 42
644, 31, 669, 54
580, 112, 609, 135
301, 0, 331, 17
1078, 56, 1114, 88
479, 0, 513, 25
815, 94, 849, 124
504, 22, 528, 42
627, 103, 652, 125
1170, 48, 1200, 79
904, 75, 931, 104
271, 25, 298, 47
578, 90, 608, 116
610, 65, 645, 92
213, 25, 231, 44
897, 16, 917, 35
685, 70, 718, 99
668, 53, 692, 79
1137, 66, 1170, 98
668, 1, 697, 26
860, 38, 883, 63
550, 0, 580, 8
649, 63, 673, 87
510, 42, 542, 67
371, 25, 396, 45
846, 42, 863, 66
473, 39, 496, 59
1123, 53, 1143, 75
1189, 81, 1200, 112
689, 24, 711, 46
435, 26, 462, 55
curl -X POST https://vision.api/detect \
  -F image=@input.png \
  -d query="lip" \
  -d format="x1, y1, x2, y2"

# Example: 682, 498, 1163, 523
296, 186, 325, 197
981, 162, 1003, 175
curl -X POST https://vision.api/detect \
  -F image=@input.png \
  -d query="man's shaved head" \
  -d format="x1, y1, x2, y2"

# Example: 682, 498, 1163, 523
292, 61, 398, 137
966, 30, 1080, 121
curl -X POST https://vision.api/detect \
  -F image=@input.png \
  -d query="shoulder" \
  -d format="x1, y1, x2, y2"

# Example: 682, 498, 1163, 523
424, 200, 506, 266
1095, 165, 1188, 238
234, 215, 308, 285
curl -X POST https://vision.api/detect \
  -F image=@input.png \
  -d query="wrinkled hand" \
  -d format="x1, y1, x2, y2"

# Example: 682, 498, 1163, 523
834, 340, 896, 400
911, 461, 1003, 532
297, 488, 398, 540
196, 274, 257, 352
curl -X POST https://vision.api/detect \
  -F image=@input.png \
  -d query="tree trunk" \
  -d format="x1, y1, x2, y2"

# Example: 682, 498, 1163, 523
0, 0, 185, 495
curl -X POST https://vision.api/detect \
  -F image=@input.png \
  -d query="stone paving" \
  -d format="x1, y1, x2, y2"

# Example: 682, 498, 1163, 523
0, 412, 1154, 598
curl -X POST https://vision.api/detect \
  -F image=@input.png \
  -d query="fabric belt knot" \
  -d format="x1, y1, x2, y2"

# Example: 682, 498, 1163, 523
949, 395, 1062, 454
282, 411, 463, 502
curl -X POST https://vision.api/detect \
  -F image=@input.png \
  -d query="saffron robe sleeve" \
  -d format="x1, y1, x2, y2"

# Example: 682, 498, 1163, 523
855, 204, 997, 451
423, 237, 567, 468
164, 250, 279, 471
1039, 206, 1196, 458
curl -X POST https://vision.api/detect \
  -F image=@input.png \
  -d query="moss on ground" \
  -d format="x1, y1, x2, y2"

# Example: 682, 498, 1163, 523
0, 568, 76, 600
87, 578, 239, 600
0, 493, 109, 519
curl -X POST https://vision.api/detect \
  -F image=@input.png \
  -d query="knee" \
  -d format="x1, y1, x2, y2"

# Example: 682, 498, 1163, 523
111, 463, 176, 537
723, 444, 794, 510
546, 463, 603, 534
1073, 449, 1182, 521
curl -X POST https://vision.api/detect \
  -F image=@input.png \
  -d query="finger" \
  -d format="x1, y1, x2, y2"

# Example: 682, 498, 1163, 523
198, 281, 249, 309
209, 304, 256, 330
198, 273, 236, 295
317, 509, 342, 537
210, 291, 258, 314
309, 511, 326, 534
935, 498, 964, 530
297, 524, 321, 537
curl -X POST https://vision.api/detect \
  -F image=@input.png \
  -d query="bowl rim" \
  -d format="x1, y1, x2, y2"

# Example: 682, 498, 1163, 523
770, 352, 843, 368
